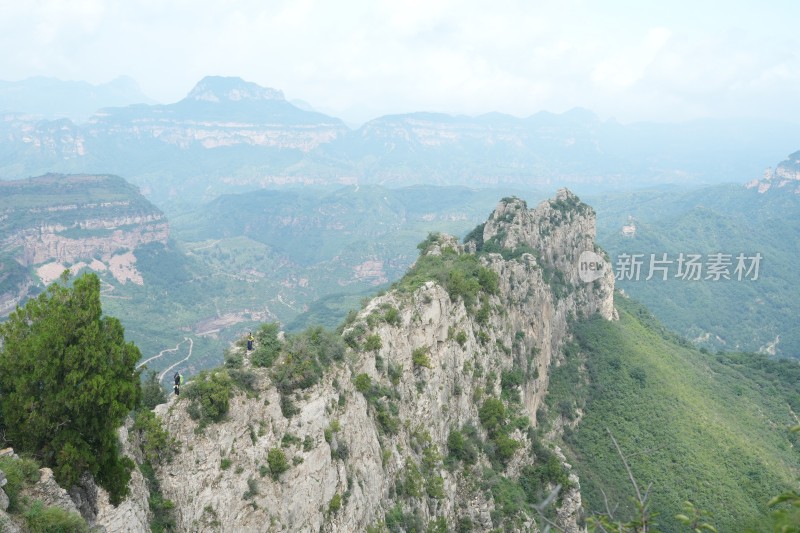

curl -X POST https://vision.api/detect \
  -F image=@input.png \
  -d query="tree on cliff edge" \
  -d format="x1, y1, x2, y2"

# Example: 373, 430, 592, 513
0, 271, 141, 504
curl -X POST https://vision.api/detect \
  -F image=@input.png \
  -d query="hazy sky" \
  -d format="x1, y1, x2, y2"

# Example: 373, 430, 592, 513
2, 0, 799, 124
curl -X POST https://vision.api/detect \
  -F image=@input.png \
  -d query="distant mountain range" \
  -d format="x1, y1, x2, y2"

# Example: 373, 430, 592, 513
0, 76, 156, 122
1, 76, 799, 209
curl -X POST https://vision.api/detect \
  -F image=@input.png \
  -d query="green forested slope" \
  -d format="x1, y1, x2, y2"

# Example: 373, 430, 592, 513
547, 295, 800, 531
590, 184, 800, 357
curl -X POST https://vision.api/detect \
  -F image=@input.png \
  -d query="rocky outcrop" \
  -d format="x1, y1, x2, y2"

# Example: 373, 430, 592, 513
138, 190, 613, 532
8, 213, 168, 266
745, 150, 800, 194
0, 173, 169, 316
0, 174, 168, 267
0, 448, 89, 532
23, 468, 82, 516
480, 189, 616, 322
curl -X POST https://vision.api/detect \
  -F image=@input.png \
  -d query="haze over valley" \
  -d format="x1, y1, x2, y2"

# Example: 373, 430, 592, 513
1, 2, 799, 532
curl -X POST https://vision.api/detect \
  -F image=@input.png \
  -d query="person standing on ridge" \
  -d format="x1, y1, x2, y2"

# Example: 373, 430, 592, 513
174, 371, 182, 395
247, 332, 254, 351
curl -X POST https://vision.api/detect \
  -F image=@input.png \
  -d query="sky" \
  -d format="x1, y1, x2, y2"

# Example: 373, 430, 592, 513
1, 0, 799, 125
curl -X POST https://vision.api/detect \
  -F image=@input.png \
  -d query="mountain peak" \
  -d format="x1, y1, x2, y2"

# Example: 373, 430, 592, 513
185, 76, 285, 103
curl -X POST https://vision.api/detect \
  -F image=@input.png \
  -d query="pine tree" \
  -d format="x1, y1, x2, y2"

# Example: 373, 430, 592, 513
0, 271, 141, 504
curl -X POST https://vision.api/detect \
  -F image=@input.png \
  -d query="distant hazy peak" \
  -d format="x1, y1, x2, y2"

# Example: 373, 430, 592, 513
185, 76, 285, 103
745, 150, 800, 194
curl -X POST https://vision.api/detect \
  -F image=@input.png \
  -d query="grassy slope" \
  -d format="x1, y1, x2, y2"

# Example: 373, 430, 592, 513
548, 295, 800, 531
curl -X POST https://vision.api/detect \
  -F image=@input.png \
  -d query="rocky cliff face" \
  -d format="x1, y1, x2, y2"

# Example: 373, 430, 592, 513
745, 150, 800, 194
107, 190, 614, 532
0, 114, 87, 160
0, 174, 168, 315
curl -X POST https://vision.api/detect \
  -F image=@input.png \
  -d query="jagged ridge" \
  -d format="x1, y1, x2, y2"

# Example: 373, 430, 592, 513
97, 190, 613, 532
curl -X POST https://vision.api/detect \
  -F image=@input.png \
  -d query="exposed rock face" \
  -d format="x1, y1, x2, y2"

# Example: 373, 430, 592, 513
22, 468, 81, 516
141, 191, 613, 532
745, 150, 800, 194
0, 173, 168, 316
95, 424, 151, 533
0, 114, 87, 160
7, 212, 168, 266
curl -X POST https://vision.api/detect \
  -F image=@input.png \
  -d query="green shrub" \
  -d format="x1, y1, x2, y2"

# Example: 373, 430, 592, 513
493, 433, 521, 465
139, 460, 175, 532
484, 471, 527, 525
354, 373, 372, 393
383, 306, 401, 326
374, 401, 400, 435
229, 368, 258, 393
184, 369, 233, 426
455, 330, 468, 347
501, 369, 524, 403
417, 232, 443, 253
457, 516, 474, 532
330, 442, 349, 461
388, 363, 403, 385
343, 323, 366, 350
272, 327, 345, 394
629, 366, 647, 387
0, 456, 41, 511
243, 477, 259, 500
140, 370, 167, 410
328, 493, 342, 513
428, 517, 448, 533
447, 429, 478, 466
385, 502, 424, 532
281, 433, 302, 448
224, 348, 243, 369
280, 394, 299, 418
479, 398, 506, 435
220, 458, 232, 470
412, 347, 432, 369
252, 323, 282, 368
397, 460, 423, 498
364, 334, 382, 352
267, 448, 289, 479
475, 300, 491, 325
426, 474, 445, 499
23, 500, 89, 533
132, 410, 178, 465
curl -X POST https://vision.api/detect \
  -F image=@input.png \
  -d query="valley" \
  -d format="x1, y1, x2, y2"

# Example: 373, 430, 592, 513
1, 75, 799, 532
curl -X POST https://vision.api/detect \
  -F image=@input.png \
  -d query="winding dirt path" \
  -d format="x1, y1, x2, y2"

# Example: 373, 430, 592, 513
158, 337, 194, 385
137, 338, 189, 369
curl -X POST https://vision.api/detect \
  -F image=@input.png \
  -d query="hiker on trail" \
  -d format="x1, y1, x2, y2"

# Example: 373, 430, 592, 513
247, 332, 254, 351
174, 371, 182, 395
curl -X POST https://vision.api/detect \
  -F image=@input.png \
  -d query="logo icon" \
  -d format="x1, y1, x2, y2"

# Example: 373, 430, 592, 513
578, 250, 606, 283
